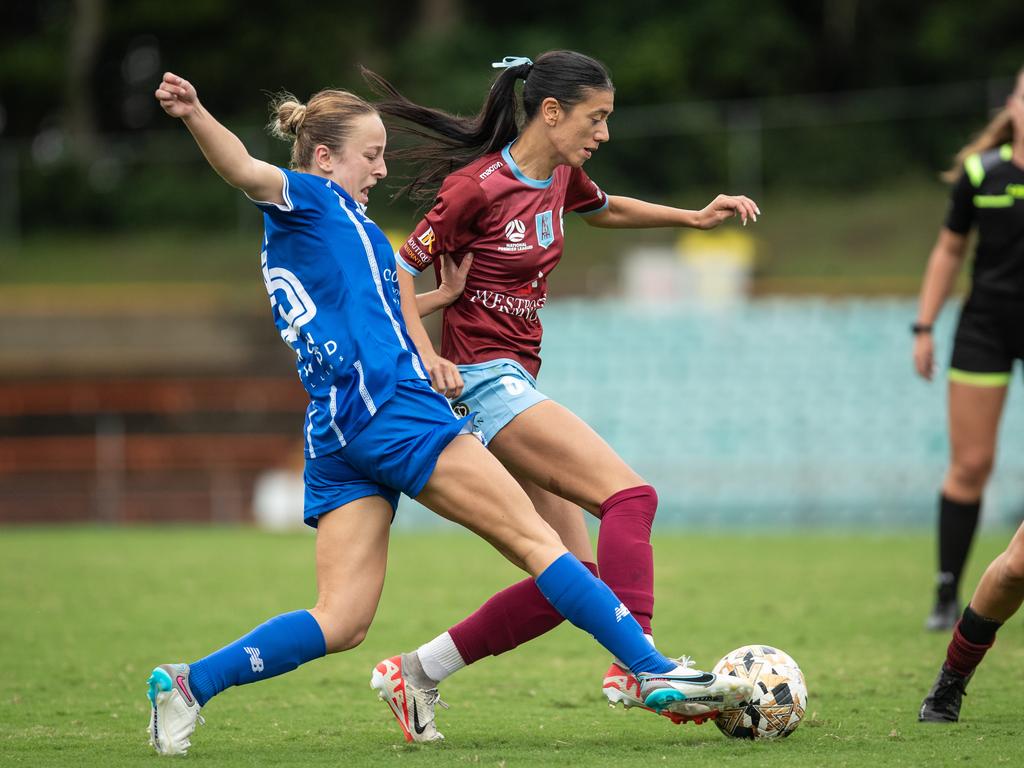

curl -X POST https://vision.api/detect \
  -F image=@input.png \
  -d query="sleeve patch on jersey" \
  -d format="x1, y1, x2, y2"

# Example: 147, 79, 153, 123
398, 239, 429, 273
416, 226, 437, 254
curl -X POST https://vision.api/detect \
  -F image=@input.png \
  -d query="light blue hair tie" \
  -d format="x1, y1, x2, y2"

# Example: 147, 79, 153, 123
491, 56, 533, 70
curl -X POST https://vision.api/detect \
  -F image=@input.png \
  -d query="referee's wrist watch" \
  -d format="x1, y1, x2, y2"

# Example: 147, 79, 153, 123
911, 322, 933, 335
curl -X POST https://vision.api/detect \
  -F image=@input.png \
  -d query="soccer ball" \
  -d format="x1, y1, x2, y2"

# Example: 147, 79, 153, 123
712, 645, 807, 739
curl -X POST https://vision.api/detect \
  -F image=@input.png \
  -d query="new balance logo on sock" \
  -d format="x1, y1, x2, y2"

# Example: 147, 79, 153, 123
614, 603, 629, 623
244, 646, 264, 673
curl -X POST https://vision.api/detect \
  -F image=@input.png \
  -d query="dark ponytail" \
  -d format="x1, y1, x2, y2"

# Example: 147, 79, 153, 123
363, 50, 613, 205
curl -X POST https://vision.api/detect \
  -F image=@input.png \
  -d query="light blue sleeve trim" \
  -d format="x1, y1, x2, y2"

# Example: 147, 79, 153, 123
244, 167, 294, 211
396, 253, 423, 276
575, 194, 610, 217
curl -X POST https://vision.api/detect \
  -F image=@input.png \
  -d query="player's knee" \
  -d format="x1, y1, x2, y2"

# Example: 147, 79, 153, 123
949, 453, 994, 488
998, 548, 1024, 594
312, 605, 372, 653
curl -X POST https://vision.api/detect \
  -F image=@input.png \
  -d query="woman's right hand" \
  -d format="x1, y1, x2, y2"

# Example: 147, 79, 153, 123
437, 252, 473, 306
155, 72, 200, 120
423, 353, 464, 399
913, 333, 935, 380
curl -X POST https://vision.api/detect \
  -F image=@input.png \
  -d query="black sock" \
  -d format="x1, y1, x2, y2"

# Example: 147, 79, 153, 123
958, 605, 1002, 645
937, 494, 981, 603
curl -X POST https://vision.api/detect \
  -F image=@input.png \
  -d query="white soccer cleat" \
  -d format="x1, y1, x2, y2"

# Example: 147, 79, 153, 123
603, 661, 647, 709
147, 663, 204, 756
370, 655, 447, 743
637, 660, 753, 720
605, 657, 717, 725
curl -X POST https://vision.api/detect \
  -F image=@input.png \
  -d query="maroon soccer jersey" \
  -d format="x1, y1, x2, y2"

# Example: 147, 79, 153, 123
398, 143, 607, 377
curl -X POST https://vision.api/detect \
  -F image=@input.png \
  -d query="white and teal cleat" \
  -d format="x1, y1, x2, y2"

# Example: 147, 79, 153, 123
147, 663, 204, 756
637, 662, 753, 720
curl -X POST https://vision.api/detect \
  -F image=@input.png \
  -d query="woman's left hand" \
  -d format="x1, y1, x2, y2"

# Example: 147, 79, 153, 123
698, 195, 760, 229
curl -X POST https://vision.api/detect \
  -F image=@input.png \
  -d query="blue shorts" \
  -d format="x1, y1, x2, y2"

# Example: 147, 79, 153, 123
452, 358, 549, 445
303, 378, 472, 527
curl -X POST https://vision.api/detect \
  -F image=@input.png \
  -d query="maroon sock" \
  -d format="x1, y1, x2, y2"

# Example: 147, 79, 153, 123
944, 620, 994, 678
597, 485, 657, 635
448, 561, 599, 664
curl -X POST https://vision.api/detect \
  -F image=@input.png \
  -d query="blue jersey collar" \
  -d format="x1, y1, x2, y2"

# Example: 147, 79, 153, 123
317, 174, 368, 215
502, 141, 553, 189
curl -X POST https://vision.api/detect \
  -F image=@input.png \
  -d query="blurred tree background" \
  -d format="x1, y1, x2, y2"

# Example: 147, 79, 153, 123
1, 0, 1023, 289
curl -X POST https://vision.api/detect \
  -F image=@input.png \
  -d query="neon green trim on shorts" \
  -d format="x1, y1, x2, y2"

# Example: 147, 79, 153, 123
948, 368, 1011, 387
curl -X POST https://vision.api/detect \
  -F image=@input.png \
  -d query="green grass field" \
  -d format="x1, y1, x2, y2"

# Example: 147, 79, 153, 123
1, 528, 1020, 767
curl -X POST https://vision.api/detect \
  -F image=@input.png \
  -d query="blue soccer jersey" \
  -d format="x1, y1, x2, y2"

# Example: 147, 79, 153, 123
253, 167, 426, 458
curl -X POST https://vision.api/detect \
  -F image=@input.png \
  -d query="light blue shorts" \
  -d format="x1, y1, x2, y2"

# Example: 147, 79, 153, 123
453, 358, 549, 445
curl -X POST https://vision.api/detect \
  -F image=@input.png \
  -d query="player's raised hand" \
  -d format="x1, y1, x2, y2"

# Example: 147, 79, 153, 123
698, 194, 760, 229
155, 72, 200, 120
438, 252, 473, 305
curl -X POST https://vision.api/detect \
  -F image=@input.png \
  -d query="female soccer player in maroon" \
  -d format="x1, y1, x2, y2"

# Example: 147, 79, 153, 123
363, 50, 759, 741
918, 67, 1024, 722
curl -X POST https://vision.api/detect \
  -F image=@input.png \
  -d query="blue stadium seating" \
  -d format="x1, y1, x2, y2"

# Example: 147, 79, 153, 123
398, 298, 1024, 530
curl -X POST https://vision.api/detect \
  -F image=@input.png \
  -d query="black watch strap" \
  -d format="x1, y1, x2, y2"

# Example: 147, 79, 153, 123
911, 322, 933, 335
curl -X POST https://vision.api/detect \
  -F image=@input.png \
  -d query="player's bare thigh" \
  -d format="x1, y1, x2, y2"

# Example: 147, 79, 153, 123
489, 399, 645, 515
416, 433, 566, 575
943, 381, 1007, 500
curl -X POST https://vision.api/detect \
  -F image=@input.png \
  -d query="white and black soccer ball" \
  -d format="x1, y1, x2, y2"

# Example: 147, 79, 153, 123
712, 645, 808, 739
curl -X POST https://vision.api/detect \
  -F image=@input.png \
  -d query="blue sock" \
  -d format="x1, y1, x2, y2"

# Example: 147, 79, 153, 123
188, 610, 326, 707
535, 553, 675, 675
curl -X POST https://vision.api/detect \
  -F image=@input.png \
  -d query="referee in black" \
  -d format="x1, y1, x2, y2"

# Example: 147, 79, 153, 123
913, 66, 1024, 634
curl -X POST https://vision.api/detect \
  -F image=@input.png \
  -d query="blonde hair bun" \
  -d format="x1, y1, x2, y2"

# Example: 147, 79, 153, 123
272, 97, 307, 139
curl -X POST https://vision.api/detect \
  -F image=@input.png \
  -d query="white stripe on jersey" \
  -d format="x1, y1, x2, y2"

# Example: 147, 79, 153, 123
245, 167, 295, 211
328, 386, 348, 447
336, 196, 427, 381
306, 406, 317, 458
352, 360, 377, 416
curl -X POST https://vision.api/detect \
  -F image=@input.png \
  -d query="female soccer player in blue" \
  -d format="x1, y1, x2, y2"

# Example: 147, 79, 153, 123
361, 50, 759, 741
145, 72, 750, 755
918, 66, 1024, 723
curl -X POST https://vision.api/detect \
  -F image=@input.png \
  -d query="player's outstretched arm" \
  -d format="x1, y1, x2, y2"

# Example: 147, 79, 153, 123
585, 194, 760, 230
155, 72, 284, 205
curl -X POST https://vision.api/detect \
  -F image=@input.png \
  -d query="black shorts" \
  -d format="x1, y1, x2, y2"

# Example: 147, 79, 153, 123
949, 291, 1024, 386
